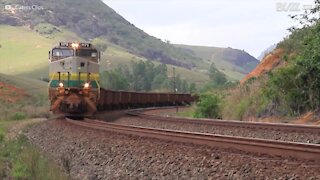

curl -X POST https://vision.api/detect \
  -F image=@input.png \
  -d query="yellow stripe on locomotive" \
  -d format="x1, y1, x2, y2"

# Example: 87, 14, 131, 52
49, 73, 100, 88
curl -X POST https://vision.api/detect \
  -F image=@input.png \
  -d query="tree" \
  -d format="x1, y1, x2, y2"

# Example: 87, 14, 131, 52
208, 63, 227, 86
101, 71, 129, 90
151, 74, 167, 90
181, 80, 188, 93
189, 82, 197, 93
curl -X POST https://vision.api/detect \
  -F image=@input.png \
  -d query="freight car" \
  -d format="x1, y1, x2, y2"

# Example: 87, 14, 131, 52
97, 89, 194, 111
48, 42, 195, 117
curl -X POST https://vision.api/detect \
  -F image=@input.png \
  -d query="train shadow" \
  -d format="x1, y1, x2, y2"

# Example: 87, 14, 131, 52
94, 110, 128, 122
65, 116, 84, 120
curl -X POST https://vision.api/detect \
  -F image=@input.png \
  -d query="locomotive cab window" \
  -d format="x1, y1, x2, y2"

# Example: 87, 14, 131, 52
76, 49, 98, 60
52, 48, 74, 57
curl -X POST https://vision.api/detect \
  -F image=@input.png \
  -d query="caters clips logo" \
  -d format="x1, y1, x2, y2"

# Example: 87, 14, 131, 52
4, 4, 44, 11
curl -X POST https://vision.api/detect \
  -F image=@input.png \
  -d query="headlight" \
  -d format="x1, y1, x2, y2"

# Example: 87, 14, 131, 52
59, 82, 64, 87
71, 43, 79, 49
84, 82, 90, 88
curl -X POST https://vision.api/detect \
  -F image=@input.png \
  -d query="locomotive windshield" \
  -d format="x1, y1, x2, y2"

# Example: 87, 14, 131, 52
50, 42, 99, 62
76, 49, 98, 57
52, 48, 74, 57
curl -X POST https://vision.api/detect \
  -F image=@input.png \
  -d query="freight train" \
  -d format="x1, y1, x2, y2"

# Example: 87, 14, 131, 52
48, 42, 195, 117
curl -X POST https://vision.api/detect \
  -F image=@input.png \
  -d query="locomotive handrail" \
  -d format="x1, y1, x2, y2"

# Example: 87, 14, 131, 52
48, 73, 55, 87
93, 75, 101, 100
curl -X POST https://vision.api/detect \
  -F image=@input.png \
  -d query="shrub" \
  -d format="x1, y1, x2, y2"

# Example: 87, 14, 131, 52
0, 135, 69, 180
0, 133, 4, 143
11, 112, 27, 120
34, 23, 61, 37
194, 93, 222, 119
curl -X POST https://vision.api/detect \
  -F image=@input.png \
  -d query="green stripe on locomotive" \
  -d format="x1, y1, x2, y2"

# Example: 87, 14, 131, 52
49, 73, 100, 88
49, 80, 99, 88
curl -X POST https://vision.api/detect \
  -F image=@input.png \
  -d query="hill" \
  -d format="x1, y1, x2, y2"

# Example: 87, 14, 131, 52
0, 25, 209, 85
0, 0, 258, 82
0, 25, 82, 78
257, 44, 277, 61
175, 44, 259, 80
0, 73, 49, 120
0, 0, 200, 69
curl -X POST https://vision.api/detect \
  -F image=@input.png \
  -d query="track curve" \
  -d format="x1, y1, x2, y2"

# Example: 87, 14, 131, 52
65, 117, 320, 163
126, 107, 320, 133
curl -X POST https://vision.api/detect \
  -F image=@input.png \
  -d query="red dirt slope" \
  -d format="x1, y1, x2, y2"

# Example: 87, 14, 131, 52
240, 48, 285, 85
0, 82, 28, 103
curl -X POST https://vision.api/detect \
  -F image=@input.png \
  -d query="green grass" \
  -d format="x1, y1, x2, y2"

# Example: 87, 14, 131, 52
0, 73, 48, 96
0, 25, 82, 79
175, 108, 196, 118
0, 121, 11, 144
166, 106, 196, 118
0, 25, 209, 85
0, 120, 69, 179
175, 44, 258, 80
0, 25, 52, 77
0, 73, 50, 120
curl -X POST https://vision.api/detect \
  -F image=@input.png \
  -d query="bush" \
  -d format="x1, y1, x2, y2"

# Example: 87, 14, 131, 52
0, 133, 4, 143
34, 23, 61, 37
92, 38, 108, 52
0, 135, 69, 180
11, 112, 27, 120
194, 93, 222, 119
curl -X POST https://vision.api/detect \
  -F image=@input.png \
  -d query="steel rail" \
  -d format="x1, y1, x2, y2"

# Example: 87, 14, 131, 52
66, 118, 320, 162
126, 108, 320, 133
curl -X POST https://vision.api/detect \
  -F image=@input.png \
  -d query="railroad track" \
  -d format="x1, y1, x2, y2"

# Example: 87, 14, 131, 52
126, 107, 320, 133
65, 117, 320, 163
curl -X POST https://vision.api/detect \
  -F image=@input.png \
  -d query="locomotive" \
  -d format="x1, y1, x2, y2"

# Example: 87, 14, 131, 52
48, 42, 100, 116
48, 42, 195, 117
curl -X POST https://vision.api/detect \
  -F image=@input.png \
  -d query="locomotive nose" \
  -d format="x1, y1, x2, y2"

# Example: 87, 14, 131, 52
61, 94, 86, 113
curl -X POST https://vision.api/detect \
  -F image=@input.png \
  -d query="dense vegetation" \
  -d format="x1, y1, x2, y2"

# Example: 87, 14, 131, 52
100, 61, 197, 93
265, 22, 320, 116
193, 0, 320, 120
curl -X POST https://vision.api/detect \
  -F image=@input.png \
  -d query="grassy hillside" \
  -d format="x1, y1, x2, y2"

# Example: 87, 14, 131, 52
0, 25, 51, 76
0, 0, 200, 69
0, 0, 258, 80
0, 25, 82, 78
175, 45, 259, 80
0, 0, 258, 83
0, 25, 208, 85
0, 73, 48, 96
0, 73, 49, 121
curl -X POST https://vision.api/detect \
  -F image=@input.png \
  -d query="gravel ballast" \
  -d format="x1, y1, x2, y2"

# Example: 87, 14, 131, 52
26, 120, 319, 179
112, 112, 320, 144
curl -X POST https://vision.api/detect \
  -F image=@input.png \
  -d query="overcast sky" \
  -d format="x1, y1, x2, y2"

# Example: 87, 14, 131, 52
103, 0, 314, 58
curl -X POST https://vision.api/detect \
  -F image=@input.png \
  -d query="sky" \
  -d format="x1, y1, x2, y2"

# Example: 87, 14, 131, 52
102, 0, 314, 58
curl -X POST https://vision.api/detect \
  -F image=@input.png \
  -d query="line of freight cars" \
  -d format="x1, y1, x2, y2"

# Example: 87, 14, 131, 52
97, 88, 196, 111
